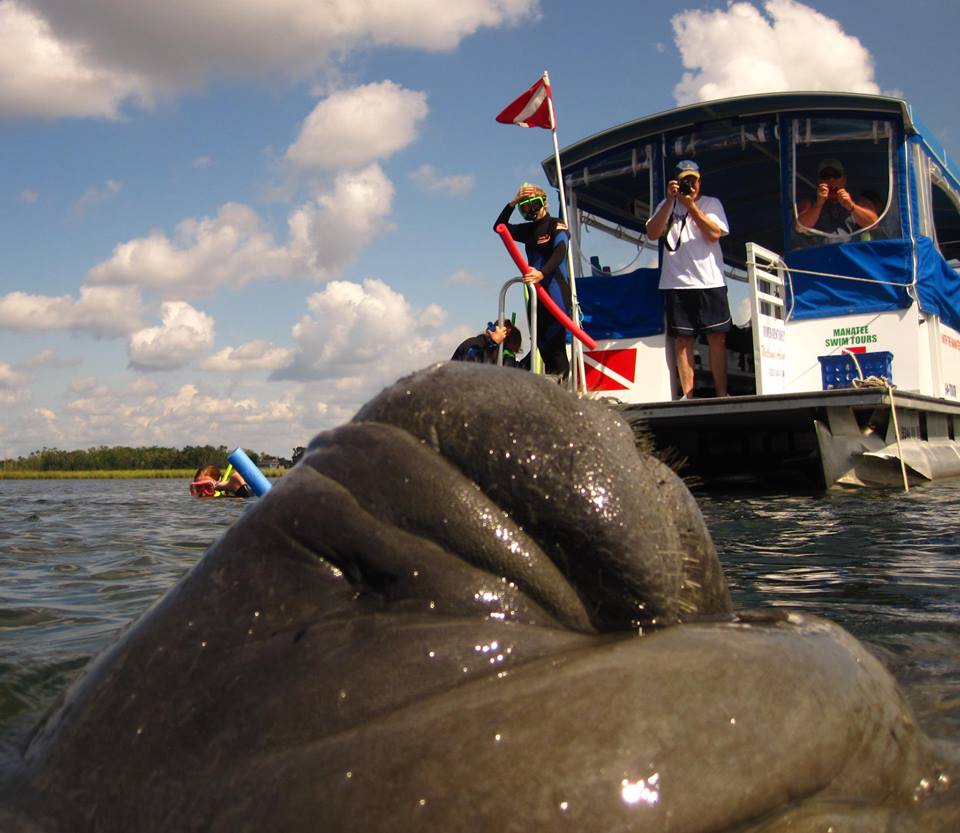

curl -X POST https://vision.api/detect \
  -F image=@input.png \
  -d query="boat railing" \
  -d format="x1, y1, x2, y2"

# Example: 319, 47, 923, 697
746, 242, 788, 395
497, 277, 537, 369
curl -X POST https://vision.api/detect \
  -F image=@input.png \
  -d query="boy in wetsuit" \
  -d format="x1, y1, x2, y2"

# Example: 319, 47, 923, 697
494, 183, 571, 380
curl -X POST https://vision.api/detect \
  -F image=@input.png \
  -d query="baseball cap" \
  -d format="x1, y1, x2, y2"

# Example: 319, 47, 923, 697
675, 159, 701, 179
817, 158, 845, 177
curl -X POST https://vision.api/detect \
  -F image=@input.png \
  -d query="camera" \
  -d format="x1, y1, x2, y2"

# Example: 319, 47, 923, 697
678, 177, 695, 196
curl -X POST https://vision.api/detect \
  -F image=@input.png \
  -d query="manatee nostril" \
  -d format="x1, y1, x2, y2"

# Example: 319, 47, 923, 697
293, 627, 308, 643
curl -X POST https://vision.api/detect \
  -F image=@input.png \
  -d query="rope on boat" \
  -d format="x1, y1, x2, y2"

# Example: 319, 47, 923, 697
842, 349, 910, 493
782, 264, 914, 288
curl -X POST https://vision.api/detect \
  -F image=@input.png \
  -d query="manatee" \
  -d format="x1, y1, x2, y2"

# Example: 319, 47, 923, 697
1, 362, 957, 832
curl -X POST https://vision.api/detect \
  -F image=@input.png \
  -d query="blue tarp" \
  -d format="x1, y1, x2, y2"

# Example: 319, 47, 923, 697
577, 267, 664, 339
784, 240, 913, 321
915, 235, 960, 333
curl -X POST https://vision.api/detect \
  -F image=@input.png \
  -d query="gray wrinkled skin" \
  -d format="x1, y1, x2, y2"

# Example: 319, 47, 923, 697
1, 363, 957, 833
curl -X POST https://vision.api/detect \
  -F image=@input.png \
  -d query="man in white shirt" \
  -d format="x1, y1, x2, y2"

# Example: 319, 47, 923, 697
646, 159, 731, 399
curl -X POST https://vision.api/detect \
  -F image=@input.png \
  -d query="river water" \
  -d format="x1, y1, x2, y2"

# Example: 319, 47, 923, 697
1, 477, 959, 768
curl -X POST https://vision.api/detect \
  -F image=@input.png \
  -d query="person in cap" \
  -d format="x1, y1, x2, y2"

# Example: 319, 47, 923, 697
494, 183, 572, 380
451, 319, 523, 366
645, 160, 731, 399
796, 158, 879, 237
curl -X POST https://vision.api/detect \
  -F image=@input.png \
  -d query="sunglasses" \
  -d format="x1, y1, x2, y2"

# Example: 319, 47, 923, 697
518, 196, 545, 217
819, 169, 842, 179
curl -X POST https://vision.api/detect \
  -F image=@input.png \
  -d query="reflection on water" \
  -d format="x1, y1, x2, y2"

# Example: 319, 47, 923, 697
699, 480, 960, 739
1, 476, 959, 763
0, 479, 249, 761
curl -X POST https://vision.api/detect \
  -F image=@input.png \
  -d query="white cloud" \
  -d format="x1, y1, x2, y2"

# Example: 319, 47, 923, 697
7, 377, 306, 458
3, 1, 538, 119
409, 164, 475, 195
285, 82, 428, 171
447, 269, 484, 286
125, 377, 159, 395
71, 178, 123, 218
191, 155, 214, 169
69, 376, 101, 395
417, 304, 447, 328
0, 1, 152, 119
0, 388, 30, 408
17, 348, 81, 370
274, 278, 467, 389
671, 0, 879, 105
0, 286, 143, 337
88, 202, 287, 297
157, 383, 300, 426
127, 301, 215, 371
89, 165, 395, 297
201, 341, 294, 372
0, 362, 27, 389
285, 164, 396, 277
20, 190, 39, 204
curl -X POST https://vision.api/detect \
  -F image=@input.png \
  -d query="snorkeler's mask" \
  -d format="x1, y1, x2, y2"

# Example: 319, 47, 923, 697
518, 195, 545, 219
189, 477, 218, 498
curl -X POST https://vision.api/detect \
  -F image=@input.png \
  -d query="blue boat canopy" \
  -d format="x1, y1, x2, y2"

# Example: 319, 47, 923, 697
544, 93, 960, 334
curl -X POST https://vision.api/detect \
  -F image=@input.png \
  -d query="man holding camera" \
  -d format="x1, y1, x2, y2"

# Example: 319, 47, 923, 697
646, 159, 731, 399
796, 158, 879, 237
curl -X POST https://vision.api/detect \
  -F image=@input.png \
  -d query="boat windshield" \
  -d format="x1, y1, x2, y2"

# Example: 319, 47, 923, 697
789, 116, 901, 250
931, 166, 960, 269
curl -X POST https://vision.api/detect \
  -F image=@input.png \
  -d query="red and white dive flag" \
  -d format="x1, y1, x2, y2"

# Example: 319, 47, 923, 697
495, 76, 554, 129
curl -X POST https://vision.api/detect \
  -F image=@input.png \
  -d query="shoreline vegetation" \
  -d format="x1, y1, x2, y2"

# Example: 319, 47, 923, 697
1, 444, 300, 480
0, 469, 288, 480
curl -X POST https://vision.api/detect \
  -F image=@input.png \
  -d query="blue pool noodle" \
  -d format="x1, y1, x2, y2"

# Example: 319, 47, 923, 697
228, 447, 272, 496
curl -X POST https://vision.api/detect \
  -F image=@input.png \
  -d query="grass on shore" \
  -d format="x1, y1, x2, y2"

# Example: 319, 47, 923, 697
0, 468, 287, 480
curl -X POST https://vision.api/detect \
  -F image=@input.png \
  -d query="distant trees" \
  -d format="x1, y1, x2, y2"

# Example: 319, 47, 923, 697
0, 445, 291, 471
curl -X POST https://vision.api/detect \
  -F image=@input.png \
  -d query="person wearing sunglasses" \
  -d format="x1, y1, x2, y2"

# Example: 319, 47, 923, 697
494, 183, 572, 380
646, 160, 731, 400
796, 158, 879, 237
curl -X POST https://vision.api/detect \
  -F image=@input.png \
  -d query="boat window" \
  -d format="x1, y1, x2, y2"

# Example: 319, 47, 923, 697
663, 119, 781, 268
930, 165, 960, 269
576, 214, 657, 277
565, 143, 653, 235
790, 117, 900, 249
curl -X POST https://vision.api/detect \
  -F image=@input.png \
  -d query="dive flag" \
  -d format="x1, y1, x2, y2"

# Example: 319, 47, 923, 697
495, 76, 554, 129
583, 348, 637, 392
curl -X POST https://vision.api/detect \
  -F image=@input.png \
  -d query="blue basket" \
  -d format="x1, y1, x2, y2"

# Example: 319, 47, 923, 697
818, 351, 893, 390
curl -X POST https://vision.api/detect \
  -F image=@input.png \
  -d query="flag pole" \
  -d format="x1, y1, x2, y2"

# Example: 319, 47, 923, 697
543, 70, 587, 395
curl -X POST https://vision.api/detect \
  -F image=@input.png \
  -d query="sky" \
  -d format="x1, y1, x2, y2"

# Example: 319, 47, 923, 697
1, 0, 958, 460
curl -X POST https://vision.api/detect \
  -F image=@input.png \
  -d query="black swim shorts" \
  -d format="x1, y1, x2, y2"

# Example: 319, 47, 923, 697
664, 287, 731, 336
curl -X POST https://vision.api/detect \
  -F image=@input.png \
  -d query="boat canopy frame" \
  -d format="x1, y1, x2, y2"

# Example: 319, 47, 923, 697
544, 92, 960, 334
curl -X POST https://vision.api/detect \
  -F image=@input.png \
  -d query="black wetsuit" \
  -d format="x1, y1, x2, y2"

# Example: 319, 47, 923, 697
451, 333, 517, 366
495, 204, 571, 378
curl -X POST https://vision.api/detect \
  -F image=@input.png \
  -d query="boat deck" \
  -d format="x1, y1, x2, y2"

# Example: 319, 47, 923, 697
618, 388, 960, 489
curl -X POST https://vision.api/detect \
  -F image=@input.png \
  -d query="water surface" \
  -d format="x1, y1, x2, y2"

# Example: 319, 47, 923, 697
1, 477, 958, 764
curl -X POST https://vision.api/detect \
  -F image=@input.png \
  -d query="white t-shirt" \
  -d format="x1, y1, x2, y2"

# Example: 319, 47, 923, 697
649, 195, 729, 290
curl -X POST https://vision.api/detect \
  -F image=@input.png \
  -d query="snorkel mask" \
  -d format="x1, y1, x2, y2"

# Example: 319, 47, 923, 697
518, 195, 545, 220
189, 477, 218, 498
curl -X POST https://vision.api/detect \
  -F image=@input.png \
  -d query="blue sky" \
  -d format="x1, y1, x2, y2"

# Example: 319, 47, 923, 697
1, 0, 958, 459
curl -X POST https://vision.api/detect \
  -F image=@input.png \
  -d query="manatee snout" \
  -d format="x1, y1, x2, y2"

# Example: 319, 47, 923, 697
348, 362, 732, 629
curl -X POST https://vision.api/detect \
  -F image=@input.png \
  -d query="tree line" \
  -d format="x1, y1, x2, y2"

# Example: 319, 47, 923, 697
1, 445, 293, 472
